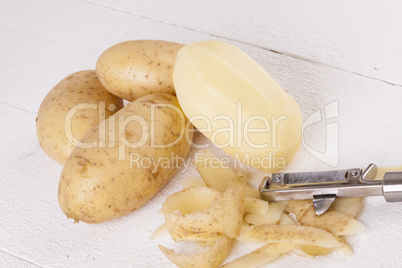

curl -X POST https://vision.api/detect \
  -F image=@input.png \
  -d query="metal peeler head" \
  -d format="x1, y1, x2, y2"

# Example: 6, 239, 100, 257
259, 163, 402, 215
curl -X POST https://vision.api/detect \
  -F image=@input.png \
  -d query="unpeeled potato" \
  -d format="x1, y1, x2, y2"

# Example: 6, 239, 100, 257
36, 70, 124, 164
58, 93, 193, 223
96, 40, 183, 101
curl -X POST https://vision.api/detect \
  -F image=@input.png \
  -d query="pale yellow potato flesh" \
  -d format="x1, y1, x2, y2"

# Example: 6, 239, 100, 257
294, 235, 352, 257
164, 186, 219, 215
296, 236, 352, 257
173, 41, 303, 172
151, 223, 169, 240
298, 245, 333, 257
244, 197, 269, 215
279, 212, 297, 226
284, 200, 314, 221
245, 201, 288, 226
279, 212, 334, 258
193, 150, 260, 198
156, 153, 365, 266
235, 170, 249, 183
331, 197, 363, 218
243, 185, 261, 199
298, 206, 365, 236
159, 236, 232, 268
226, 180, 260, 199
333, 236, 353, 256
163, 186, 245, 241
238, 225, 343, 248
181, 176, 207, 189
222, 243, 295, 268
96, 40, 183, 101
58, 94, 193, 223
375, 165, 402, 180
36, 70, 124, 164
195, 149, 239, 192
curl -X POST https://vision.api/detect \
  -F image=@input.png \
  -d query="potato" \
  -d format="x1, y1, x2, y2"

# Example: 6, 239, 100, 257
238, 225, 343, 248
163, 186, 245, 241
195, 149, 238, 192
245, 201, 287, 226
58, 93, 193, 223
297, 245, 332, 257
36, 70, 124, 164
193, 151, 260, 198
151, 223, 169, 240
284, 200, 314, 221
279, 212, 297, 226
333, 236, 353, 256
159, 236, 232, 268
96, 40, 183, 101
294, 236, 351, 258
298, 206, 365, 236
331, 197, 363, 218
244, 197, 269, 215
173, 41, 303, 172
181, 176, 207, 189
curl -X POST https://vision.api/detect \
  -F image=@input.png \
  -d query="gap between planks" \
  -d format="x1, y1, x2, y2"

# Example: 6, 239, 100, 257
0, 249, 42, 268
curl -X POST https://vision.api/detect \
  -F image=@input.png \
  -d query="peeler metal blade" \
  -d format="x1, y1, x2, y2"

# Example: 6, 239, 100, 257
259, 163, 402, 215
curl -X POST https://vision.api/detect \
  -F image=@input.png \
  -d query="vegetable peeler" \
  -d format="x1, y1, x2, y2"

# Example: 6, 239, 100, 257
259, 163, 402, 215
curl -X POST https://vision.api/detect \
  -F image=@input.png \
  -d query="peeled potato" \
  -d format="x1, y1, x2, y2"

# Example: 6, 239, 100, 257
159, 236, 232, 268
163, 186, 245, 241
96, 40, 183, 101
36, 70, 124, 164
173, 41, 303, 172
238, 225, 343, 248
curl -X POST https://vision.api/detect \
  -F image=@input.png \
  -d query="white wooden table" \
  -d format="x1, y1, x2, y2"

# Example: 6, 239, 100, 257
1, 1, 402, 267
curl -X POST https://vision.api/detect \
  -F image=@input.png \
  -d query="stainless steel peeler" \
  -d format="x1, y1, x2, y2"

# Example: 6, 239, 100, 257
259, 163, 402, 215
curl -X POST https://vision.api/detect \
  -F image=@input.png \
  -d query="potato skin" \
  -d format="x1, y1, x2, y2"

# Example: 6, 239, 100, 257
58, 94, 193, 223
96, 40, 183, 101
36, 70, 124, 164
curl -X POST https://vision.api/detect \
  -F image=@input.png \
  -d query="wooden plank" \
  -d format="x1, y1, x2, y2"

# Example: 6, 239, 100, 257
0, 1, 401, 267
0, 250, 39, 268
82, 0, 402, 85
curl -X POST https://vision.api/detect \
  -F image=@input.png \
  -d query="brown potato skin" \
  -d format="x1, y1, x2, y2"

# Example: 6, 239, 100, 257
58, 94, 193, 223
96, 40, 183, 101
36, 70, 124, 164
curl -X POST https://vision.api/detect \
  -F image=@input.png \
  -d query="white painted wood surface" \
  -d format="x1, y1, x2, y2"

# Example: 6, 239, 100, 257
1, 0, 401, 267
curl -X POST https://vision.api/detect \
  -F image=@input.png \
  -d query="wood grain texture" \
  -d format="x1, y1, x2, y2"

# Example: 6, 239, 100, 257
82, 0, 402, 85
0, 0, 401, 267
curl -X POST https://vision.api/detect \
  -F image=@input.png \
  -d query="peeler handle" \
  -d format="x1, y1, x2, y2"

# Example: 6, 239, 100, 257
383, 172, 402, 202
